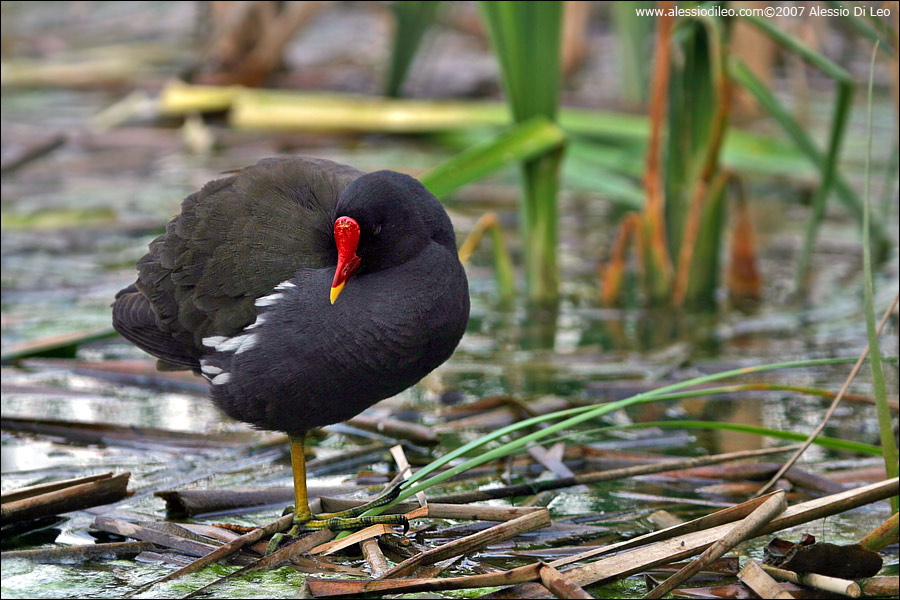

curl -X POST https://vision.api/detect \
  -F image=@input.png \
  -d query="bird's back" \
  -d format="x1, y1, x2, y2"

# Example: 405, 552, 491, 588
112, 157, 363, 369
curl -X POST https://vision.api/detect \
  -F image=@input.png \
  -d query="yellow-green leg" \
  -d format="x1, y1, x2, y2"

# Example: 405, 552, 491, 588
265, 433, 409, 554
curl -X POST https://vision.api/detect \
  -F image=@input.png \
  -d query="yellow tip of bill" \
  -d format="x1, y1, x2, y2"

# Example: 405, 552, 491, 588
330, 282, 345, 304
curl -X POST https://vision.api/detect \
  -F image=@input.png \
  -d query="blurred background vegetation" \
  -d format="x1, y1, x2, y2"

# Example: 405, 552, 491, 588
2, 1, 897, 316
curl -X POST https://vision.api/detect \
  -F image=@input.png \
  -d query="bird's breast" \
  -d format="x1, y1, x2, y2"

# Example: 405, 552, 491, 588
203, 242, 468, 434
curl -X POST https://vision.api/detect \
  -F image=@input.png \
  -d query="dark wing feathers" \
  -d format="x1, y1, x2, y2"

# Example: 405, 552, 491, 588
112, 284, 200, 368
115, 157, 363, 365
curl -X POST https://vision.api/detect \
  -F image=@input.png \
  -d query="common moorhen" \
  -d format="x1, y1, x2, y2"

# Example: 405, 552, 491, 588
113, 157, 470, 540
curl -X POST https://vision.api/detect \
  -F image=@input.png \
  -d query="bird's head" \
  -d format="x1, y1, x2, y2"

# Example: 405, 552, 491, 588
330, 171, 430, 304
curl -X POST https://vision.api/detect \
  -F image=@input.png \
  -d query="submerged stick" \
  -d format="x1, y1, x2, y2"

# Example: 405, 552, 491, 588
0, 326, 118, 363
643, 491, 787, 598
552, 492, 783, 569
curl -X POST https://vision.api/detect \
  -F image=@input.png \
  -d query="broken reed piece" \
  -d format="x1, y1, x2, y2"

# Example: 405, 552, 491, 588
154, 484, 371, 517
360, 538, 390, 577
0, 416, 245, 449
380, 509, 551, 579
0, 541, 154, 564
528, 443, 591, 493
565, 479, 897, 588
309, 524, 392, 556
1, 472, 116, 503
1, 472, 130, 526
739, 560, 796, 599
859, 511, 898, 552
155, 487, 295, 517
760, 564, 861, 598
306, 563, 543, 597
495, 478, 898, 597
390, 444, 427, 507
857, 577, 900, 597
643, 490, 787, 599
538, 562, 593, 599
136, 513, 294, 589
91, 516, 220, 558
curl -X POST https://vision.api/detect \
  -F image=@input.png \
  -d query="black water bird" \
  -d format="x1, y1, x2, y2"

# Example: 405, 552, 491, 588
113, 157, 469, 539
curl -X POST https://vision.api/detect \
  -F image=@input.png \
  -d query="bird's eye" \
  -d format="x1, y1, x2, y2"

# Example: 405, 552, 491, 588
373, 224, 382, 235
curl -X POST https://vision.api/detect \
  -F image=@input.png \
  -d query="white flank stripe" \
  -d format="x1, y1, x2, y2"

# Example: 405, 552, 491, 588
211, 373, 231, 385
255, 293, 284, 307
202, 336, 227, 348
234, 334, 258, 354
214, 335, 248, 353
275, 281, 296, 291
245, 315, 267, 330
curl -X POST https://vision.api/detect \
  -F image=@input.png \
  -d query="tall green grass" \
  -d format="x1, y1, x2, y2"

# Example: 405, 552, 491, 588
861, 42, 898, 513
480, 1, 565, 305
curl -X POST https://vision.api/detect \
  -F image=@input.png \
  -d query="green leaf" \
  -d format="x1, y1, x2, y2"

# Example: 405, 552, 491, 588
385, 1, 443, 97
419, 117, 565, 200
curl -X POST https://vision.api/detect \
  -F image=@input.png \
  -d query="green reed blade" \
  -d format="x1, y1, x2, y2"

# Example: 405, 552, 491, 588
861, 42, 898, 512
385, 1, 443, 97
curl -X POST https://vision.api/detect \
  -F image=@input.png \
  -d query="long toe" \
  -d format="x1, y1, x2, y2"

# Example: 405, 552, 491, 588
317, 481, 406, 519
324, 514, 409, 533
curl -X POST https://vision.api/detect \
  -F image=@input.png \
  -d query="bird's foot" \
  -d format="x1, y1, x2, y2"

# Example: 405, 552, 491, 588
264, 484, 409, 555
265, 514, 409, 554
